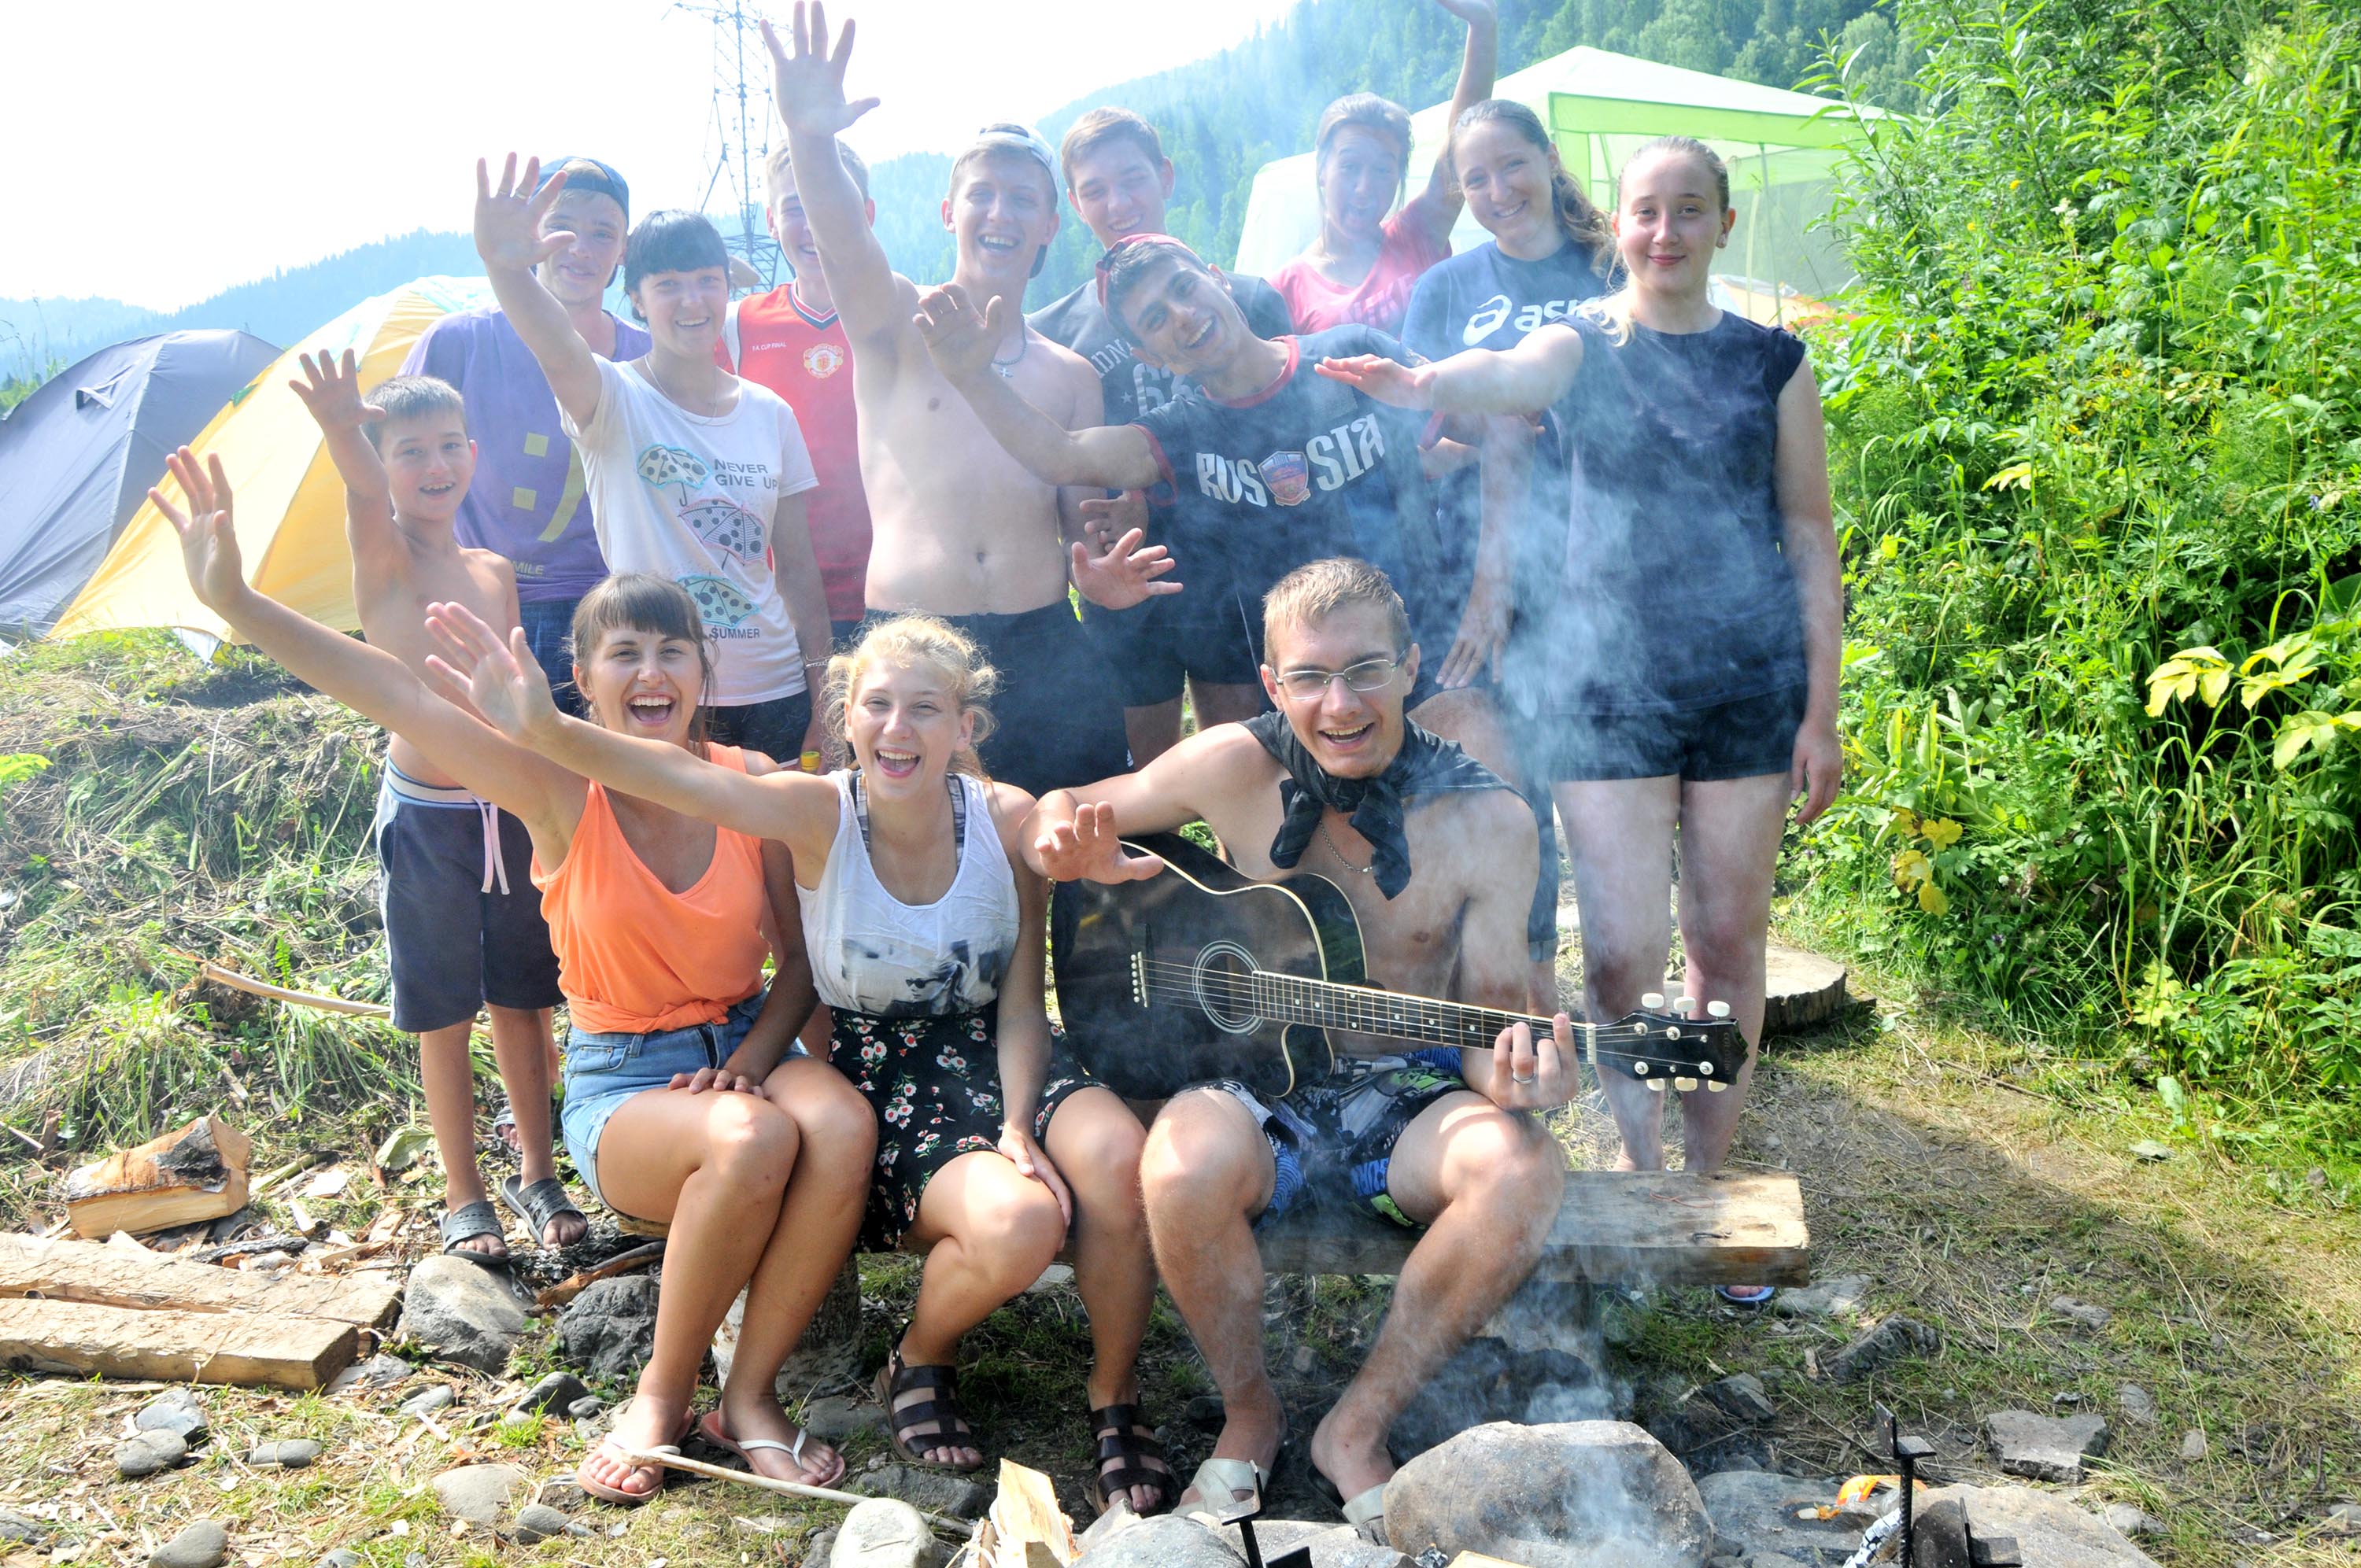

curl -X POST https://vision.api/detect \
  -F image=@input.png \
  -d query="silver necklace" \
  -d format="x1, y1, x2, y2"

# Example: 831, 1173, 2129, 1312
991, 330, 1029, 380
642, 356, 720, 416
1317, 817, 1374, 876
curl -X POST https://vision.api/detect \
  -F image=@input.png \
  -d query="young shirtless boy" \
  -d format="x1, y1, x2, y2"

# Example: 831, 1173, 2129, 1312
287, 351, 582, 1260
1026, 558, 1572, 1540
1030, 108, 1297, 763
758, 3, 1173, 797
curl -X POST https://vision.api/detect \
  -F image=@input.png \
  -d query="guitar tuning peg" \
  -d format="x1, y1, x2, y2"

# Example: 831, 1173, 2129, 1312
1645, 1077, 1668, 1094
1706, 999, 1731, 1020
1641, 991, 1666, 1010
1673, 995, 1696, 1016
1694, 1061, 1716, 1075
1673, 1076, 1698, 1093
1705, 1079, 1729, 1093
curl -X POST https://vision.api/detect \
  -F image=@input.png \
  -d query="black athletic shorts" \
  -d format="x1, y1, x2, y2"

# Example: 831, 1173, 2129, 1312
1087, 592, 1266, 709
1537, 684, 1808, 784
707, 689, 814, 767
372, 767, 563, 1035
880, 601, 1130, 797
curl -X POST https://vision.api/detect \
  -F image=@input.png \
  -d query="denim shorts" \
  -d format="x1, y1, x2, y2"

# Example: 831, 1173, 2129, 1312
559, 989, 766, 1210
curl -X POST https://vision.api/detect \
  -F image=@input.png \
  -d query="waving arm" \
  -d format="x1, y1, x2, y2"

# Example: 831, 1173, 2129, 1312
760, 6, 902, 354
915, 285, 1162, 489
475, 155, 604, 430
1402, 0, 1498, 243
1319, 321, 1582, 416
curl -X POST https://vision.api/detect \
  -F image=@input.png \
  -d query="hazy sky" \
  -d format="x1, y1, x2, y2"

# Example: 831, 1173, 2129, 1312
6, 1, 1292, 311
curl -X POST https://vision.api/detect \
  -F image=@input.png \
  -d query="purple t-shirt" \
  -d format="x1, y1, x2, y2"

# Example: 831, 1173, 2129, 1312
401, 306, 651, 603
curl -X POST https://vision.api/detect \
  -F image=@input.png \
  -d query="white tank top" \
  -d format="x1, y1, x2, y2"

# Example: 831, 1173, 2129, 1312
800, 770, 1021, 1019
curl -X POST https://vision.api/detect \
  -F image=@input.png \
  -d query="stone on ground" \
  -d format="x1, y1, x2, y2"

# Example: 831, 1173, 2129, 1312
312, 1550, 363, 1568
2101, 1503, 2163, 1538
148, 1521, 227, 1568
516, 1371, 590, 1415
510, 1503, 582, 1544
430, 1462, 529, 1524
397, 1254, 533, 1374
2179, 1427, 2208, 1461
246, 1438, 323, 1468
325, 1352, 412, 1393
1920, 1485, 2158, 1567
1985, 1409, 2109, 1484
2115, 1383, 2158, 1427
135, 1389, 209, 1442
558, 1275, 661, 1382
1384, 1420, 1710, 1568
804, 1393, 884, 1442
0, 1510, 50, 1544
398, 1384, 454, 1419
2049, 1296, 2113, 1331
1694, 1470, 1865, 1565
116, 1430, 189, 1478
1827, 1315, 1938, 1382
1218, 1520, 1410, 1567
848, 1463, 990, 1521
1701, 1373, 1776, 1426
1772, 1274, 1869, 1319
828, 1498, 930, 1567
1073, 1514, 1246, 1566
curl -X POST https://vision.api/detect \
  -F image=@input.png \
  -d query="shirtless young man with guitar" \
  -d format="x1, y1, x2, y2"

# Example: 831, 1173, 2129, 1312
1028, 559, 1598, 1537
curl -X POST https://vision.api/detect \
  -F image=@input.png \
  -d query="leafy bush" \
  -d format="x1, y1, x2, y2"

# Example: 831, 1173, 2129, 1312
1800, 0, 2361, 1149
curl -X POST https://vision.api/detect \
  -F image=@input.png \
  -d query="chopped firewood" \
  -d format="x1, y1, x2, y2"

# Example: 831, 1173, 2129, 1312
63, 1116, 253, 1239
104, 1232, 150, 1254
985, 1461, 1075, 1566
0, 1296, 357, 1389
0, 1234, 397, 1326
286, 1201, 323, 1239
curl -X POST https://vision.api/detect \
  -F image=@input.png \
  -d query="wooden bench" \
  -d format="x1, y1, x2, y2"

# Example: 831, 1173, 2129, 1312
620, 1169, 1809, 1286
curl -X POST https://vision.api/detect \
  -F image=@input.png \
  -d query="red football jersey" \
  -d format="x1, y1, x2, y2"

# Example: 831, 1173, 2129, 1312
722, 286, 871, 623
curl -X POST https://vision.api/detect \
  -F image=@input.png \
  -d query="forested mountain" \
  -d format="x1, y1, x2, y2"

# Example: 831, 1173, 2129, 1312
868, 0, 1917, 306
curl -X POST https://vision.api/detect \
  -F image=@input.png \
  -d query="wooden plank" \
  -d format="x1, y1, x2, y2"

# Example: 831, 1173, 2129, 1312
63, 1116, 252, 1239
0, 1297, 357, 1390
1254, 1170, 1809, 1286
0, 1234, 400, 1328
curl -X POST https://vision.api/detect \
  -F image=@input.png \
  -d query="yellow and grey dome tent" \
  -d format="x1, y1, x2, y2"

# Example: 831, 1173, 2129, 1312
51, 276, 493, 643
1231, 45, 1888, 323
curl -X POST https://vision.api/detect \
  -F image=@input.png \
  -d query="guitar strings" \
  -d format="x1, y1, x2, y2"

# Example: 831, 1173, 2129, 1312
1122, 957, 1727, 1072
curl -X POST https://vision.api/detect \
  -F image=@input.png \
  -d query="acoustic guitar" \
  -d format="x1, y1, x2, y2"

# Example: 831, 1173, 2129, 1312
1050, 832, 1749, 1100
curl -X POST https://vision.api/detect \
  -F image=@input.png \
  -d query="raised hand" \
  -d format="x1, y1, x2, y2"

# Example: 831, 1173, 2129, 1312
1072, 527, 1180, 611
759, 2, 880, 142
1315, 353, 1438, 409
286, 349, 386, 432
475, 154, 573, 275
1076, 489, 1148, 555
1487, 1013, 1577, 1111
913, 282, 1004, 385
421, 599, 561, 741
1034, 801, 1165, 885
151, 448, 247, 613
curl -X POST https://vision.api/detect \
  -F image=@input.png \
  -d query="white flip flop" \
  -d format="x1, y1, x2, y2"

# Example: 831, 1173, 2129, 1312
698, 1411, 841, 1488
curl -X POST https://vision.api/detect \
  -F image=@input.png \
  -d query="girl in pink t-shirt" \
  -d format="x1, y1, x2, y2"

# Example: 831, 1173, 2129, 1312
1269, 0, 1498, 334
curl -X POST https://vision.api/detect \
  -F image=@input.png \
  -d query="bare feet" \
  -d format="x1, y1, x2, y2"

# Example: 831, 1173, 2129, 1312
578, 1393, 690, 1503
1310, 1396, 1395, 1511
704, 1397, 844, 1487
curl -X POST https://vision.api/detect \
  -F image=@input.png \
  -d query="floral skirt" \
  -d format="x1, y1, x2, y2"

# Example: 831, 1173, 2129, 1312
829, 1006, 1095, 1251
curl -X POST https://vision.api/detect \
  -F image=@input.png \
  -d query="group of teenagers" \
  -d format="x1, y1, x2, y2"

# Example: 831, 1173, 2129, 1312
146, 0, 1842, 1539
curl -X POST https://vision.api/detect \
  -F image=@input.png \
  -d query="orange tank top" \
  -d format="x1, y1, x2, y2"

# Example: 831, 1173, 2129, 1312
534, 744, 771, 1035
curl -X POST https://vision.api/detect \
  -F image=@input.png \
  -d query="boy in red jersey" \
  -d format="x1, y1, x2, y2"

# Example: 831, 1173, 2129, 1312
722, 140, 877, 651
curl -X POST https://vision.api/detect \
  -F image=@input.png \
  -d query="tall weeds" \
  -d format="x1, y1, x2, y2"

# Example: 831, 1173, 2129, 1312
1802, 0, 2361, 1161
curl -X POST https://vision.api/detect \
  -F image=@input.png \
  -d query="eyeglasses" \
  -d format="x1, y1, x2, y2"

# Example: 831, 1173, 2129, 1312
1271, 657, 1404, 703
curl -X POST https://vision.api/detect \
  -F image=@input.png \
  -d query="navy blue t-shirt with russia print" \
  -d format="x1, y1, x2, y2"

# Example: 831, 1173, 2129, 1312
1129, 327, 1435, 643
1545, 307, 1809, 715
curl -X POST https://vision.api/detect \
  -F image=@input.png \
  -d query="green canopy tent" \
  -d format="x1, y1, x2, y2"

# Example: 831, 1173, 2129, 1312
1230, 45, 1885, 319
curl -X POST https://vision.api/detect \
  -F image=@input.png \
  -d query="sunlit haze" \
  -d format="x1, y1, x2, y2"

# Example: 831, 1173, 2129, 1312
2, 0, 1292, 311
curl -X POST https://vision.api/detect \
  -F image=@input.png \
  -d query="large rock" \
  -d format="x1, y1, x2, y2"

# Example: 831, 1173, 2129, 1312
1220, 1520, 1410, 1567
1384, 1420, 1711, 1568
557, 1275, 662, 1382
1073, 1514, 1246, 1566
1695, 1471, 1865, 1565
430, 1462, 528, 1524
397, 1255, 533, 1374
827, 1499, 931, 1567
1391, 1337, 1617, 1457
1919, 1485, 2158, 1568
848, 1463, 990, 1521
1984, 1409, 2109, 1484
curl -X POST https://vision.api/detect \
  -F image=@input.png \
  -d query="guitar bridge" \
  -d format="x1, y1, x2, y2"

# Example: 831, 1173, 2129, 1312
1130, 948, 1147, 1009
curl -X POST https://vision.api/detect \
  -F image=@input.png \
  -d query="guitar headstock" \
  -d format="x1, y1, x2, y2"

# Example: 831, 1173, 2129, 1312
1594, 992, 1750, 1094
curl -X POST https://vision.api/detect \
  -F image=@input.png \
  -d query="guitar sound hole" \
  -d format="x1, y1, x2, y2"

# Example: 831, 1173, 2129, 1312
1192, 941, 1260, 1035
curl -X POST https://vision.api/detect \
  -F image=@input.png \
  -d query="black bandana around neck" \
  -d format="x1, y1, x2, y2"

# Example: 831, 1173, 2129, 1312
1243, 710, 1506, 899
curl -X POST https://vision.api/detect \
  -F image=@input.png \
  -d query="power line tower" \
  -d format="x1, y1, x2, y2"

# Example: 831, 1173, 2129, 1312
675, 0, 781, 290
